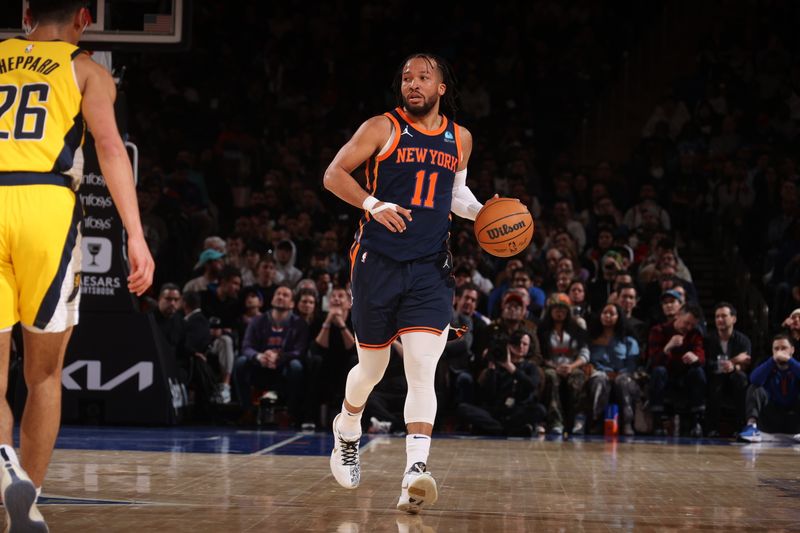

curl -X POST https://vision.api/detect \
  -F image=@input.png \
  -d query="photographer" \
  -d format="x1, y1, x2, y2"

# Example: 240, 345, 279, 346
456, 330, 546, 437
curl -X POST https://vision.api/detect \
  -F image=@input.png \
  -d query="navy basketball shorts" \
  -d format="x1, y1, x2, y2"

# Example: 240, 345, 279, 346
350, 248, 454, 349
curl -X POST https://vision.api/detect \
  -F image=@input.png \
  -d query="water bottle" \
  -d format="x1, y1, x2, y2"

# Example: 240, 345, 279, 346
604, 403, 619, 437
716, 354, 729, 374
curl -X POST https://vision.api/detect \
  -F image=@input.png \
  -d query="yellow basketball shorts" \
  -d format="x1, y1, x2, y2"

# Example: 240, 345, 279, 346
0, 180, 82, 332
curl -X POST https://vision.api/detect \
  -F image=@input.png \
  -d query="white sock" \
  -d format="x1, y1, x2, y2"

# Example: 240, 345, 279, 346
35, 486, 41, 502
337, 403, 363, 437
405, 434, 431, 471
0, 445, 18, 465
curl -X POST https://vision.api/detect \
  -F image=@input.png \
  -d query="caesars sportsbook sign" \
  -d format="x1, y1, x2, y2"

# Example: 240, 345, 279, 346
61, 134, 180, 425
77, 134, 133, 311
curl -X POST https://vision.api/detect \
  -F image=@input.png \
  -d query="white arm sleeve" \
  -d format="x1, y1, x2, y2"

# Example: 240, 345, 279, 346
451, 169, 483, 220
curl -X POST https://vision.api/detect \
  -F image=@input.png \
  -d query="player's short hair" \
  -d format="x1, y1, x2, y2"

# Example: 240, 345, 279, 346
158, 282, 180, 296
679, 303, 703, 320
714, 301, 737, 316
219, 265, 241, 282
773, 332, 792, 345
455, 283, 479, 298
29, 0, 87, 23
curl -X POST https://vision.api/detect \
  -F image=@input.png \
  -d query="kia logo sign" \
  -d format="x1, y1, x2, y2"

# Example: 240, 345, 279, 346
62, 360, 154, 391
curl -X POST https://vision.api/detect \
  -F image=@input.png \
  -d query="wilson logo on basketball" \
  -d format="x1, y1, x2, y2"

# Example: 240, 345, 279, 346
486, 220, 527, 240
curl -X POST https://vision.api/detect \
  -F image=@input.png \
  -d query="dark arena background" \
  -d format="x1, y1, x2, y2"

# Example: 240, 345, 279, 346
2, 0, 800, 531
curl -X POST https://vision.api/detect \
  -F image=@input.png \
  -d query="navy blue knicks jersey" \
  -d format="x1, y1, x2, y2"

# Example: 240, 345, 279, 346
352, 108, 462, 263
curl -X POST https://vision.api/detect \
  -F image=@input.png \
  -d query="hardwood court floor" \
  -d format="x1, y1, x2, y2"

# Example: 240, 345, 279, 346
20, 428, 800, 532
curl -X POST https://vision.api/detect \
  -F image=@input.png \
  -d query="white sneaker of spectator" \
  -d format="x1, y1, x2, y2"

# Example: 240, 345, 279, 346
214, 383, 231, 404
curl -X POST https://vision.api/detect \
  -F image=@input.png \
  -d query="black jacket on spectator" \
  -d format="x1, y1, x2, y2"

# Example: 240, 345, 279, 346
201, 287, 241, 329
703, 330, 752, 372
180, 309, 211, 363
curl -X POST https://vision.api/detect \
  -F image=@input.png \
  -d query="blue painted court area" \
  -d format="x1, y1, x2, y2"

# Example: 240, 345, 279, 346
45, 426, 800, 456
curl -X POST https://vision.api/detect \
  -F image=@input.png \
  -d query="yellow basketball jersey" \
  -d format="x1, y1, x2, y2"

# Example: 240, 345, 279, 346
0, 38, 85, 188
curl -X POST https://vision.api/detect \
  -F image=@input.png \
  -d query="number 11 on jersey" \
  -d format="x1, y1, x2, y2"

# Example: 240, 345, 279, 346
410, 170, 438, 208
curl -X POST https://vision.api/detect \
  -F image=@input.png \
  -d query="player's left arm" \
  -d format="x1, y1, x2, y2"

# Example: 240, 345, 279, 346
451, 126, 486, 221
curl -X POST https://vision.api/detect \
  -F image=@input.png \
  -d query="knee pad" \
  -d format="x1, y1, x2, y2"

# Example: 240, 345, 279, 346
400, 326, 449, 425
344, 340, 391, 408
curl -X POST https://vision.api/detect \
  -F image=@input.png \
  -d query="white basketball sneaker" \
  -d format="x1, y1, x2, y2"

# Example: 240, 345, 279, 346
0, 450, 47, 533
330, 414, 361, 489
396, 462, 438, 514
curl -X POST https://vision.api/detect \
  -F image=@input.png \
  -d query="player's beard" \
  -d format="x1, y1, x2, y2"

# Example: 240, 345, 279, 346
404, 92, 437, 117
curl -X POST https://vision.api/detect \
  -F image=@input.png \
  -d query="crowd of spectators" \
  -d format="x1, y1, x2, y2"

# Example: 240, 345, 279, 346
120, 1, 800, 439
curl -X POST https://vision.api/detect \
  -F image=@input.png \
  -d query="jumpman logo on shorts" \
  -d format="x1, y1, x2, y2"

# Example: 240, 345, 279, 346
401, 125, 413, 137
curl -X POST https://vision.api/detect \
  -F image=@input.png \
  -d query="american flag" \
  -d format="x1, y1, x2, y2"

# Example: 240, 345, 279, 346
143, 14, 173, 33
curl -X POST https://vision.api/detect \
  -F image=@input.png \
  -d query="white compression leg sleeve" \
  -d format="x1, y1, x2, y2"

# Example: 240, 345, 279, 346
400, 326, 449, 425
344, 340, 391, 408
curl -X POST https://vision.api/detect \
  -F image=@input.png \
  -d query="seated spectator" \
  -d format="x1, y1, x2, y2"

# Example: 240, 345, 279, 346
152, 282, 184, 352
235, 289, 263, 347
206, 317, 235, 404
584, 224, 616, 273
460, 255, 494, 296
243, 255, 279, 312
539, 293, 590, 435
610, 283, 648, 347
623, 182, 672, 233
509, 267, 546, 319
646, 304, 706, 437
440, 284, 483, 408
552, 201, 587, 252
486, 258, 524, 317
568, 279, 590, 322
652, 288, 684, 327
273, 239, 303, 288
581, 195, 623, 247
587, 303, 640, 435
201, 265, 242, 330
240, 239, 269, 286
704, 302, 751, 437
588, 250, 626, 312
779, 308, 800, 356
184, 248, 225, 293
234, 284, 310, 426
457, 330, 547, 437
177, 291, 215, 414
318, 230, 348, 277
224, 233, 247, 272
295, 287, 319, 326
739, 334, 800, 443
310, 268, 333, 312
475, 291, 540, 361
637, 238, 693, 285
542, 247, 564, 292
306, 286, 356, 429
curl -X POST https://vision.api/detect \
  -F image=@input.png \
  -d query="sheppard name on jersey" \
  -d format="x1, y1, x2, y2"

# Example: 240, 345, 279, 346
395, 148, 458, 172
0, 55, 60, 75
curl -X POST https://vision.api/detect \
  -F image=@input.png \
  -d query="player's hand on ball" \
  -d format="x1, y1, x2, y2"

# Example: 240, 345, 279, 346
374, 202, 412, 233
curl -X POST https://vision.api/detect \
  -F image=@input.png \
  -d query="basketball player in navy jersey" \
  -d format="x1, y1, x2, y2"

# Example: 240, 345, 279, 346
324, 53, 501, 513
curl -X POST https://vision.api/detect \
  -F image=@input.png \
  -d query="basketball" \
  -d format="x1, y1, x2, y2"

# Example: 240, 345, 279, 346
474, 197, 534, 257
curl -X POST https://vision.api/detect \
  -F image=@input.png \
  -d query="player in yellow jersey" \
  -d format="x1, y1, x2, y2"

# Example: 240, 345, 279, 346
0, 1, 154, 530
